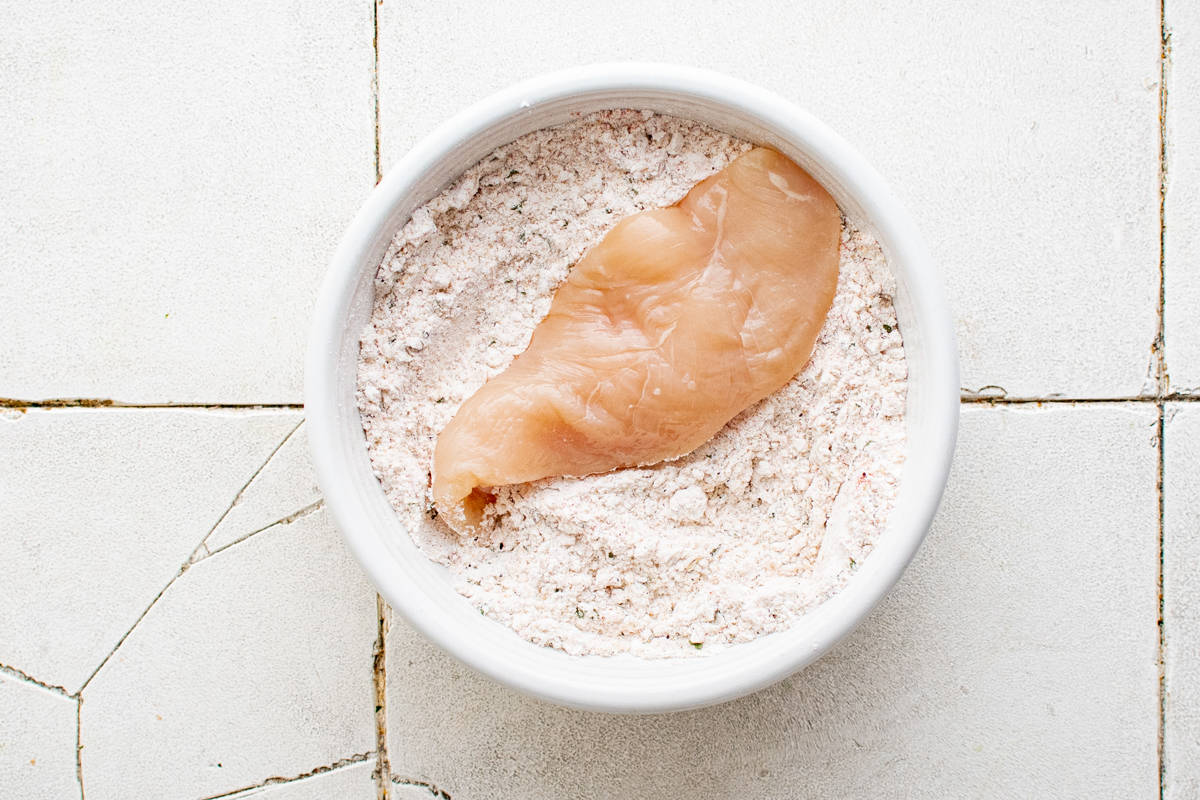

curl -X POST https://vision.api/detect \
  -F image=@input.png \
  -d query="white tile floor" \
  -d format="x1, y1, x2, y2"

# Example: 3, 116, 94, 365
1166, 404, 1200, 800
1167, 2, 1200, 393
0, 1, 375, 403
0, 2, 1190, 798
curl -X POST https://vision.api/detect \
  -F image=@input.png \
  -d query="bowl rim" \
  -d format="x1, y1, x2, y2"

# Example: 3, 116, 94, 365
306, 62, 959, 712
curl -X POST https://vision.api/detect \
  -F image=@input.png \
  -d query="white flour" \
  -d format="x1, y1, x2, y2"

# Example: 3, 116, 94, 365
357, 110, 907, 657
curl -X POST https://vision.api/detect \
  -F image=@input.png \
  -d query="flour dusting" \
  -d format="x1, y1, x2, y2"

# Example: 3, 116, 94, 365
357, 110, 907, 657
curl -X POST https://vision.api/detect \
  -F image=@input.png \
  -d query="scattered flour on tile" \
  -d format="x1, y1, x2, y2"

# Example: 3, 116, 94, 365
356, 110, 907, 658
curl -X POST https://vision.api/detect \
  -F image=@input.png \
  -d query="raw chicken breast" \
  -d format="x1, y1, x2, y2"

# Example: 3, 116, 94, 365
432, 147, 841, 531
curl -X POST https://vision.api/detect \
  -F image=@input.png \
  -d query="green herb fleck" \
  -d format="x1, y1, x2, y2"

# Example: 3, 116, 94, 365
882, 323, 893, 333
506, 169, 520, 178
607, 551, 615, 559
691, 642, 703, 650
518, 231, 527, 242
575, 608, 585, 618
435, 397, 446, 404
510, 201, 523, 213
561, 220, 569, 228
849, 557, 858, 567
604, 208, 612, 214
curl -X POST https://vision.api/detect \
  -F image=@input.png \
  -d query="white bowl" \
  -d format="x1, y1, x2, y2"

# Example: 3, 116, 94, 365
306, 63, 958, 713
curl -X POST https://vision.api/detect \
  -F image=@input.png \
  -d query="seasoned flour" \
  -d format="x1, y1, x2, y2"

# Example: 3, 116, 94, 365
357, 110, 907, 657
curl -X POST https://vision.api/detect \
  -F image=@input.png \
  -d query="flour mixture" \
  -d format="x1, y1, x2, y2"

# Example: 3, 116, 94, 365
357, 110, 907, 657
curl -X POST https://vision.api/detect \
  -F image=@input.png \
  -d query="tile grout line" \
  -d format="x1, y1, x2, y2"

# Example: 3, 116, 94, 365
76, 696, 85, 800
371, 3, 389, 799
0, 399, 304, 410
372, 0, 382, 186
1158, 3, 1171, 798
1157, 0, 1171, 406
960, 394, 1200, 405
1158, 400, 1168, 800
7, 395, 1200, 412
374, 595, 391, 800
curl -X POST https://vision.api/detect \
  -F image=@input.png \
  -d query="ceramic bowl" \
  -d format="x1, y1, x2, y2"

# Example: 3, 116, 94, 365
305, 63, 958, 713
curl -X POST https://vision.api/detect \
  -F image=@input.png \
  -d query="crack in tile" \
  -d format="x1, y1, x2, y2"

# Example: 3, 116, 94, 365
194, 419, 306, 558
391, 777, 452, 799
196, 500, 327, 565
960, 384, 1010, 399
196, 751, 374, 800
0, 661, 73, 697
76, 420, 304, 694
77, 573, 177, 695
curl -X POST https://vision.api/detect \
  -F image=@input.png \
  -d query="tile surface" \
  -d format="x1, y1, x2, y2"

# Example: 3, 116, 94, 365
379, 0, 1161, 398
205, 421, 322, 554
220, 759, 377, 800
0, 409, 297, 693
385, 405, 1160, 799
0, 1, 374, 403
1165, 404, 1200, 799
0, 674, 80, 800
80, 508, 376, 800
0, 3, 1179, 797
1167, 3, 1200, 390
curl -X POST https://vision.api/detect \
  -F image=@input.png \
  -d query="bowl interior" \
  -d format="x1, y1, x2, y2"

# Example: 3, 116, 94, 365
309, 68, 958, 713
